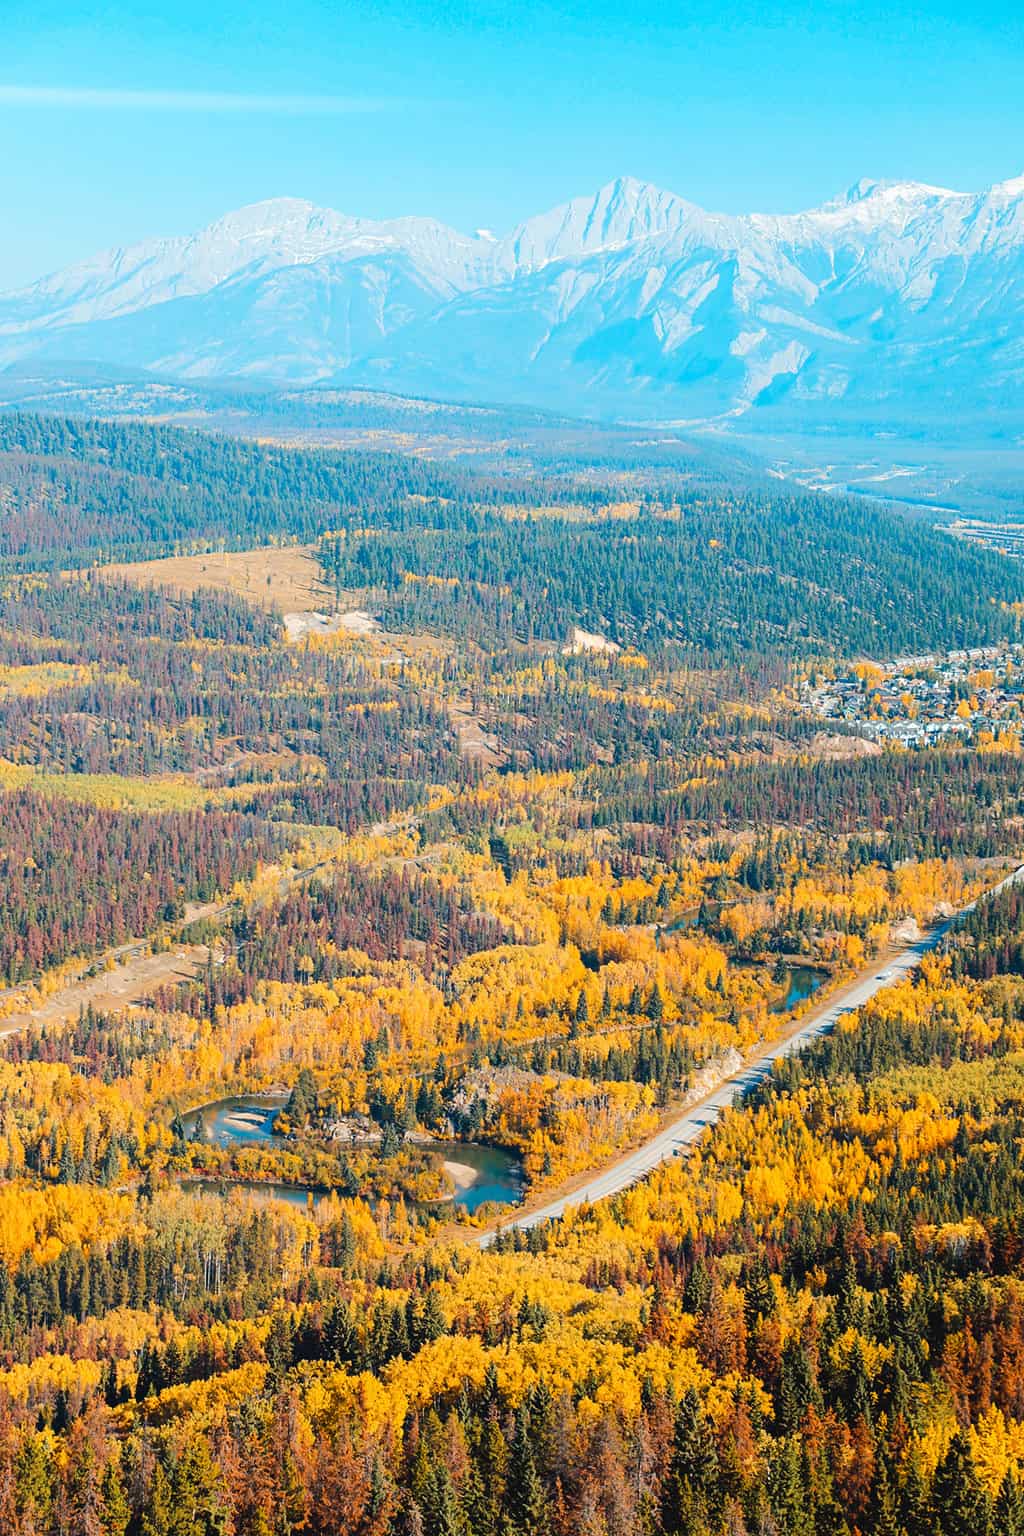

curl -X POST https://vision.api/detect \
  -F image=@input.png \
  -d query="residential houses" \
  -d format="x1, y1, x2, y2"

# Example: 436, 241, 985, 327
798, 644, 1024, 746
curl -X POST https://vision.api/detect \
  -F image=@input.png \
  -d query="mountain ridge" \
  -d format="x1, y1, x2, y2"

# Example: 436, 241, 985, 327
4, 172, 1024, 423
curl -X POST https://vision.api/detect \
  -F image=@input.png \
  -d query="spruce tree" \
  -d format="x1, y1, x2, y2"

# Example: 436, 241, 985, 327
931, 1431, 990, 1536
505, 1408, 545, 1536
100, 1458, 131, 1536
995, 1470, 1024, 1536
662, 1387, 718, 1533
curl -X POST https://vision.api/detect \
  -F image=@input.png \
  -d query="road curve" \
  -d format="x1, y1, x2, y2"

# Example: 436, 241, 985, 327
481, 862, 1024, 1246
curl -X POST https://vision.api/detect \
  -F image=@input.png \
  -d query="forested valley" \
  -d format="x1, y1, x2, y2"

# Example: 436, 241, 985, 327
1, 409, 1024, 1534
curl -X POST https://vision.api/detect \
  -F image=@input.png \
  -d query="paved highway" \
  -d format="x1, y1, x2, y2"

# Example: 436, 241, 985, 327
481, 862, 1024, 1245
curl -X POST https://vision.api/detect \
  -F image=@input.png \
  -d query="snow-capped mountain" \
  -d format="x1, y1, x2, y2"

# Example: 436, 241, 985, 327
4, 173, 1024, 422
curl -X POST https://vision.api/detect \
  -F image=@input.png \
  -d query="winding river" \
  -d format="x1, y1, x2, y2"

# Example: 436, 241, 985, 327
179, 1095, 522, 1215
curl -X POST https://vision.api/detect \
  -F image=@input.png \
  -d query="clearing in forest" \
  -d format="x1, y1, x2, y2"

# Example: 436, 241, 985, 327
101, 544, 336, 614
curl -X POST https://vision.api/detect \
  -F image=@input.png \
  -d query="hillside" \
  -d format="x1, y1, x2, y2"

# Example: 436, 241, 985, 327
1, 412, 1021, 661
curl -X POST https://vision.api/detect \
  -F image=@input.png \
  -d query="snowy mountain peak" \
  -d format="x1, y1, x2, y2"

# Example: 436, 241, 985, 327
843, 176, 957, 204
205, 196, 334, 232
990, 172, 1024, 199
500, 176, 702, 272
186, 198, 363, 267
817, 177, 961, 220
841, 177, 886, 205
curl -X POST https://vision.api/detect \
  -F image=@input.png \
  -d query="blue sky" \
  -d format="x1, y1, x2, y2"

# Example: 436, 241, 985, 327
2, 0, 1023, 289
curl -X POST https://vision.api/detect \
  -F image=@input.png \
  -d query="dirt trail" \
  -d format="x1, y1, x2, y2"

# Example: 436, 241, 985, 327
0, 946, 211, 1035
0, 896, 229, 1037
0, 853, 340, 1039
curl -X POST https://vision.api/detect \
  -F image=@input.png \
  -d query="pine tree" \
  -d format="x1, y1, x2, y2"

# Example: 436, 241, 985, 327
58, 1140, 77, 1184
170, 1438, 230, 1536
767, 1437, 812, 1536
100, 1458, 131, 1536
871, 1455, 900, 1536
462, 1458, 496, 1536
663, 1387, 718, 1533
899, 1445, 932, 1536
337, 1212, 358, 1272
420, 1462, 465, 1536
505, 1408, 545, 1536
421, 1286, 447, 1342
931, 1431, 990, 1536
265, 1309, 294, 1388
16, 1432, 54, 1533
995, 1470, 1024, 1536
368, 1455, 393, 1532
843, 1340, 873, 1425
777, 1337, 821, 1432
478, 1403, 507, 1522
526, 1379, 555, 1481
141, 1464, 175, 1536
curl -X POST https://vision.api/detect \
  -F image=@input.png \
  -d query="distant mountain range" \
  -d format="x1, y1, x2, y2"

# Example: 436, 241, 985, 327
5, 174, 1024, 424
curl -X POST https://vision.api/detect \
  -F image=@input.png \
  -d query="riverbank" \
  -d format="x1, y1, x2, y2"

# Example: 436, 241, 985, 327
177, 1092, 523, 1215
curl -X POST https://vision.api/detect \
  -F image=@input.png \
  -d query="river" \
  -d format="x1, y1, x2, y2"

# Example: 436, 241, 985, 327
179, 1095, 522, 1214
771, 965, 827, 1013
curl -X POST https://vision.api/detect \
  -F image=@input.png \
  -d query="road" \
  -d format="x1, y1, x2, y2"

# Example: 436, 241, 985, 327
481, 862, 1024, 1244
